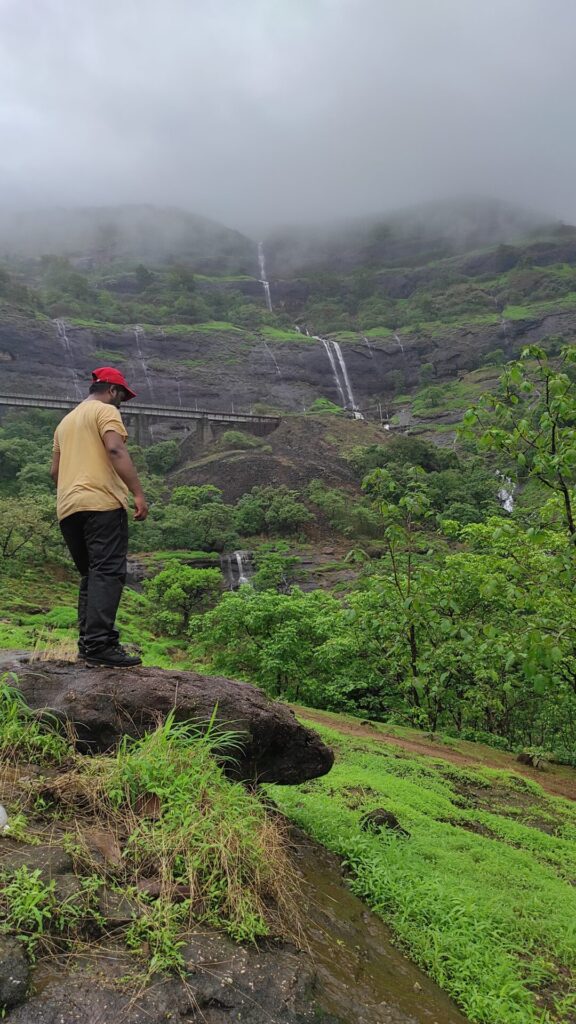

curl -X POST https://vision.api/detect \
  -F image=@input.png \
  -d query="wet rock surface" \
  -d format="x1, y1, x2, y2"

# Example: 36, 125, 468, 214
5, 306, 576, 427
0, 657, 334, 784
0, 841, 73, 882
6, 933, 340, 1024
0, 937, 29, 1010
0, 811, 468, 1024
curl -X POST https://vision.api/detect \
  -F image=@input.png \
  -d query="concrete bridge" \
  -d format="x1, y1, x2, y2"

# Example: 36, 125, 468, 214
0, 393, 281, 445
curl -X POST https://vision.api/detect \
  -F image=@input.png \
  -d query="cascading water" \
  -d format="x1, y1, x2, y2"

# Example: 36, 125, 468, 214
235, 550, 251, 586
263, 341, 282, 376
133, 326, 154, 397
318, 336, 363, 419
496, 472, 515, 513
332, 340, 363, 419
55, 319, 83, 400
363, 335, 374, 358
220, 551, 253, 590
319, 337, 347, 407
393, 331, 405, 355
257, 242, 273, 312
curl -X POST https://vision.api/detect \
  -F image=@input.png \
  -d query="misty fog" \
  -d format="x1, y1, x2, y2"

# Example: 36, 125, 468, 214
0, 0, 575, 232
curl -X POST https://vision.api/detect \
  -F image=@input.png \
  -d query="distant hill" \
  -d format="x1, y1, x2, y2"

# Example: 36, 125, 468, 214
0, 204, 256, 275
265, 197, 565, 276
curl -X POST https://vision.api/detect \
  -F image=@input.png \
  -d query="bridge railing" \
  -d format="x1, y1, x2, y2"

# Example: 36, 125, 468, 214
0, 393, 281, 425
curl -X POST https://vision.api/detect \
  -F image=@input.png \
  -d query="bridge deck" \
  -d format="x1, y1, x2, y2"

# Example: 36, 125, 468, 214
0, 393, 280, 425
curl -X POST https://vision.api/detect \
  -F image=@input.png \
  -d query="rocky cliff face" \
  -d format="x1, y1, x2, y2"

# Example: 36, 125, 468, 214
2, 308, 576, 426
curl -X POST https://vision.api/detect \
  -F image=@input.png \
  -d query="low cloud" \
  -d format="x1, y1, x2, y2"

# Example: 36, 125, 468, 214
0, 0, 575, 231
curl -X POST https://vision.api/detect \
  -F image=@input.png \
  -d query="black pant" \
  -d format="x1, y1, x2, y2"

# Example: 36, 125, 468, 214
60, 508, 128, 655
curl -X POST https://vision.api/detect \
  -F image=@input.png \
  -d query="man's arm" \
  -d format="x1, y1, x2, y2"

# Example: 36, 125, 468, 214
103, 431, 148, 520
50, 449, 60, 485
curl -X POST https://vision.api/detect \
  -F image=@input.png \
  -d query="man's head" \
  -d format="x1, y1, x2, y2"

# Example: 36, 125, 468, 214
89, 367, 137, 408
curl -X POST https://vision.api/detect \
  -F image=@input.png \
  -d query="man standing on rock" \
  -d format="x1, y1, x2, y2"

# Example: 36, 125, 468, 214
50, 367, 148, 668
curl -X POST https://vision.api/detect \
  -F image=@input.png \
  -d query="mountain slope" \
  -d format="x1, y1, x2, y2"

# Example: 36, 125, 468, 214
0, 204, 256, 273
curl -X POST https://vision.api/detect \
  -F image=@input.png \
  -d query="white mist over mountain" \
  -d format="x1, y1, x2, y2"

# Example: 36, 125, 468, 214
0, 0, 575, 231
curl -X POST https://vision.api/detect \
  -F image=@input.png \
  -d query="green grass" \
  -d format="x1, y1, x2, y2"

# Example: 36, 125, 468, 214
261, 326, 312, 342
190, 321, 245, 333
363, 326, 393, 338
90, 348, 127, 363
0, 560, 196, 669
269, 723, 576, 1024
504, 293, 576, 320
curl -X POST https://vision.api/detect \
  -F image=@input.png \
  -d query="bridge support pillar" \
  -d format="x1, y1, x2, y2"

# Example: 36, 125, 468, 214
134, 415, 152, 447
199, 417, 214, 446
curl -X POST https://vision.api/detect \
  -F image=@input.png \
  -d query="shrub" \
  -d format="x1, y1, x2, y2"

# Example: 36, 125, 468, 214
220, 430, 268, 450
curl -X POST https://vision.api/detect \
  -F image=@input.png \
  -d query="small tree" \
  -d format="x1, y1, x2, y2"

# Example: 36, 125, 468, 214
233, 486, 312, 537
145, 441, 179, 475
0, 496, 58, 560
362, 465, 435, 720
464, 345, 576, 537
144, 566, 222, 637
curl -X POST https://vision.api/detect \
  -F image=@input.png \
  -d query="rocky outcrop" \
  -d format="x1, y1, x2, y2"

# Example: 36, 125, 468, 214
3, 304, 576, 434
0, 658, 333, 784
5, 932, 340, 1024
0, 937, 29, 1011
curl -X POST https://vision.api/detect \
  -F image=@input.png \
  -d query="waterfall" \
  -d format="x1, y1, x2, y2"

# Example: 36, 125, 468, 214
235, 550, 251, 585
496, 472, 515, 513
319, 337, 347, 407
176, 380, 183, 408
257, 242, 273, 312
55, 319, 83, 400
393, 332, 405, 355
133, 325, 154, 398
263, 341, 282, 376
332, 340, 363, 419
221, 551, 253, 589
363, 335, 374, 358
318, 337, 363, 419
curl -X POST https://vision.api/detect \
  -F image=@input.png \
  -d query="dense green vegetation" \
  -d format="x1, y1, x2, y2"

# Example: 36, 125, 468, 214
4, 224, 576, 344
2, 340, 576, 1020
3, 349, 576, 758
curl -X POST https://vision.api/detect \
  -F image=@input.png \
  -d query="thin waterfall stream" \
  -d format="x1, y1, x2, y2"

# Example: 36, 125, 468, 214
54, 319, 83, 400
393, 331, 405, 355
262, 341, 282, 376
221, 551, 253, 589
257, 242, 273, 312
496, 472, 515, 512
332, 339, 363, 419
133, 325, 154, 398
234, 550, 251, 585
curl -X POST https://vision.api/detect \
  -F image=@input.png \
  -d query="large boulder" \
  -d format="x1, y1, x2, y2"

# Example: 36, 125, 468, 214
0, 657, 333, 785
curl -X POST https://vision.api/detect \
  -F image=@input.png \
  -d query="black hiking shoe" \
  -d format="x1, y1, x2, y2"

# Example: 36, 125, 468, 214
84, 647, 142, 668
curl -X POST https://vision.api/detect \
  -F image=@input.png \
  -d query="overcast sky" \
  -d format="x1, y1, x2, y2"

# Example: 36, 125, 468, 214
0, 0, 575, 232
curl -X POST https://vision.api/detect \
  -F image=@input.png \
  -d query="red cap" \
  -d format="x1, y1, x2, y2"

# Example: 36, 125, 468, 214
91, 367, 137, 401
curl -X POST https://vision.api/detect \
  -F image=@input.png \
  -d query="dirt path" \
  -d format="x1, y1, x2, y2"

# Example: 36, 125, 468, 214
293, 707, 576, 802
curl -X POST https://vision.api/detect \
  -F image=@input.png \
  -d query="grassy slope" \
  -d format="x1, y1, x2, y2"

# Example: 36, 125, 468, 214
269, 717, 576, 1024
0, 562, 196, 669
3, 563, 576, 1021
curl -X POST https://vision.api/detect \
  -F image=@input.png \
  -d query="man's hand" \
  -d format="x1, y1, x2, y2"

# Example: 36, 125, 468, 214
134, 494, 149, 521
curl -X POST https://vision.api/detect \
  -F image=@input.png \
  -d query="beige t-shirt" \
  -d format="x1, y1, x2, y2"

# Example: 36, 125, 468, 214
53, 401, 129, 521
